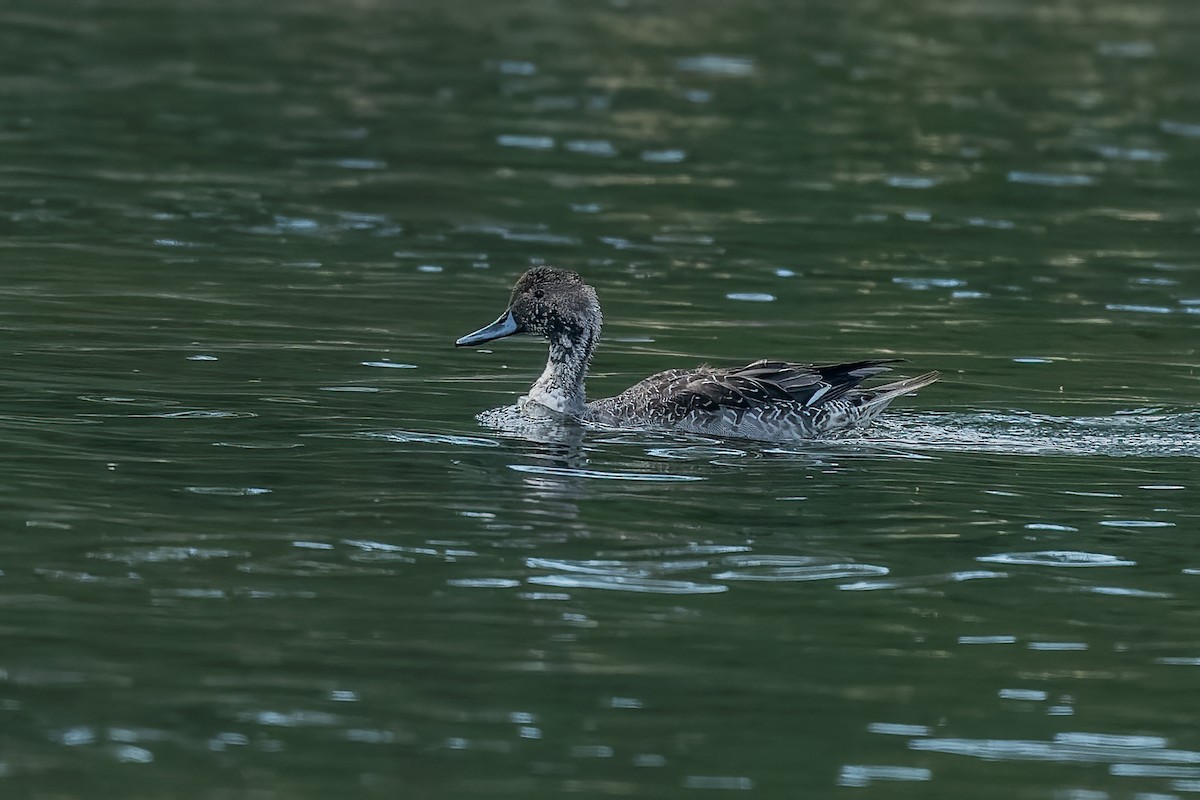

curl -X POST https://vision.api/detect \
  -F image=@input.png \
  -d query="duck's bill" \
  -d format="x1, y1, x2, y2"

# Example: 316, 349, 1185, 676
455, 310, 521, 347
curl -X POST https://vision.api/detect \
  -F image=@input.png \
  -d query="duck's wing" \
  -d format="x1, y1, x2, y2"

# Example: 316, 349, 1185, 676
674, 359, 903, 414
588, 359, 903, 423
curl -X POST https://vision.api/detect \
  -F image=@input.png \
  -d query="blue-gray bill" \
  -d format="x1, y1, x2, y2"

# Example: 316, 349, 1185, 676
455, 310, 521, 347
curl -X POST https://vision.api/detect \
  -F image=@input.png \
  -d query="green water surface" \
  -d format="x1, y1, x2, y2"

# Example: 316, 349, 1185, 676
2, 1, 1199, 798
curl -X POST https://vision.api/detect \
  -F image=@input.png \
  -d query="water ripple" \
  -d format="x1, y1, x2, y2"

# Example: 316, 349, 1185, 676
977, 551, 1135, 568
1156, 657, 1200, 666
645, 445, 749, 460
893, 277, 965, 290
526, 574, 727, 594
0, 414, 100, 427
839, 765, 932, 787
1075, 586, 1171, 599
496, 134, 554, 150
910, 732, 1200, 765
527, 556, 709, 576
839, 570, 1006, 591
361, 360, 417, 369
183, 486, 271, 496
714, 556, 888, 583
869, 723, 933, 737
1110, 764, 1200, 778
524, 556, 726, 594
596, 545, 750, 558
642, 149, 687, 163
508, 464, 703, 482
363, 430, 501, 448
675, 55, 756, 76
90, 546, 246, 564
1007, 171, 1096, 187
565, 139, 616, 157
1161, 120, 1200, 138
959, 635, 1018, 645
212, 442, 303, 450
1091, 144, 1167, 162
127, 410, 255, 419
447, 578, 521, 589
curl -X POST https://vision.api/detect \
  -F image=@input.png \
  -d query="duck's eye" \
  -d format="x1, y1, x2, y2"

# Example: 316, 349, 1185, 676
533, 289, 544, 299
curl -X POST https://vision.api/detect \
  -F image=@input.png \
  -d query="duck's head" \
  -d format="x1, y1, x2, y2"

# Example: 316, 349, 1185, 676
455, 266, 601, 350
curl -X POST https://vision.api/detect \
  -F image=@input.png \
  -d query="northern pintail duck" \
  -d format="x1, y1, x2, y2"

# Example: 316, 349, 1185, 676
455, 267, 937, 441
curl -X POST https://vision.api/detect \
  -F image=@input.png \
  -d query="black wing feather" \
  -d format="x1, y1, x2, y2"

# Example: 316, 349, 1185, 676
604, 358, 903, 421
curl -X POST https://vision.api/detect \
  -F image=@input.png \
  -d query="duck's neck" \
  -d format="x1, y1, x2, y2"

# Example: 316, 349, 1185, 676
525, 320, 600, 418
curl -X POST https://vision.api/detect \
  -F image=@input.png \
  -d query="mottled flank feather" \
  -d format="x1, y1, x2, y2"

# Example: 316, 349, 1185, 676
456, 267, 938, 442
585, 359, 937, 440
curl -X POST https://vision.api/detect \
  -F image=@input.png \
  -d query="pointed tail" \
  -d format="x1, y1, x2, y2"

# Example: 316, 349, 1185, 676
857, 370, 939, 421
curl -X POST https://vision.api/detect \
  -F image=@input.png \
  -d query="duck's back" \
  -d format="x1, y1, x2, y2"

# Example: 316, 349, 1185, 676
584, 359, 936, 441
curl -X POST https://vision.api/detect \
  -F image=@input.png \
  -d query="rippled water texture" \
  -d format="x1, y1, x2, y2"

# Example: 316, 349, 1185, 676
3, 0, 1199, 798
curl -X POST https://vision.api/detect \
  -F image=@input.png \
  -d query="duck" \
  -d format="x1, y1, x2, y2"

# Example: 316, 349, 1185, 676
455, 266, 937, 441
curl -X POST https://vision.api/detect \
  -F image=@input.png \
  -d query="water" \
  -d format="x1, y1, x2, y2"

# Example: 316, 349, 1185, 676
3, 0, 1199, 797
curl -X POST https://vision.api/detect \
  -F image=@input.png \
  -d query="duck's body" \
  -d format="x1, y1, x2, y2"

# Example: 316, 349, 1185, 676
584, 359, 937, 440
456, 267, 937, 442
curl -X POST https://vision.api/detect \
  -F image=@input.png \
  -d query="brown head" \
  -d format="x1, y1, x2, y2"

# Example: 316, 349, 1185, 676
455, 267, 602, 350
